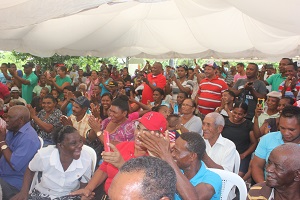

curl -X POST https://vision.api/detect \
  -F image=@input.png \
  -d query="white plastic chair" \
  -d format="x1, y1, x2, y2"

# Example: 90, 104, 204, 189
82, 145, 97, 175
38, 136, 44, 148
208, 168, 247, 200
233, 150, 240, 174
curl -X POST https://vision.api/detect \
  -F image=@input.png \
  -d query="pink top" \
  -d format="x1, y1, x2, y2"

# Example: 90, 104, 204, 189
233, 73, 247, 82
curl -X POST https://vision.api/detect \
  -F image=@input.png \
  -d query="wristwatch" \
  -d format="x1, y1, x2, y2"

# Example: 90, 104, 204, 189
96, 131, 103, 137
1, 145, 8, 151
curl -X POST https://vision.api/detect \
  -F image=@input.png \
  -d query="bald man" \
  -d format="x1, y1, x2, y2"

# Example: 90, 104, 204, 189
0, 105, 40, 199
247, 143, 300, 200
141, 62, 166, 104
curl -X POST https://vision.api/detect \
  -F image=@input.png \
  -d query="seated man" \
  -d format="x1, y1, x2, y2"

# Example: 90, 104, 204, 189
109, 156, 176, 200
139, 131, 222, 200
247, 143, 300, 200
251, 106, 300, 183
61, 96, 91, 140
201, 112, 236, 172
0, 105, 40, 199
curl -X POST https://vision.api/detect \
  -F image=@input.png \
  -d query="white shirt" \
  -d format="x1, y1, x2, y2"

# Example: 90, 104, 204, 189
204, 134, 236, 172
29, 145, 92, 198
170, 80, 193, 102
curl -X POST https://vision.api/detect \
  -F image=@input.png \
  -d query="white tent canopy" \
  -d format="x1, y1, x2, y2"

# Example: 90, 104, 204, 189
1, 0, 300, 60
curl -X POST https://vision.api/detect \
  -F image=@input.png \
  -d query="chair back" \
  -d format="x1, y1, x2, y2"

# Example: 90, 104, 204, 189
233, 150, 240, 174
38, 136, 44, 149
208, 168, 247, 200
82, 145, 97, 174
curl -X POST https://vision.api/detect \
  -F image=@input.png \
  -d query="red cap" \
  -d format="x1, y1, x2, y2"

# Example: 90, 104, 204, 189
139, 112, 167, 133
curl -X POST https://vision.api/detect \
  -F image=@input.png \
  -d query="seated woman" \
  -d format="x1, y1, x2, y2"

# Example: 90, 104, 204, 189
90, 93, 113, 120
71, 112, 167, 199
11, 126, 92, 200
170, 91, 189, 114
29, 95, 63, 146
179, 98, 202, 135
221, 102, 258, 177
149, 88, 169, 108
88, 95, 135, 144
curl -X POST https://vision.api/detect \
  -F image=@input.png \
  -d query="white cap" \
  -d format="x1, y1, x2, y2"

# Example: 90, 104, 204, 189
11, 86, 20, 92
267, 91, 282, 99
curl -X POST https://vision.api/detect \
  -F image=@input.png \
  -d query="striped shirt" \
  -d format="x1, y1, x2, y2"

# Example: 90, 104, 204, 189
278, 79, 300, 100
70, 113, 91, 138
197, 77, 228, 115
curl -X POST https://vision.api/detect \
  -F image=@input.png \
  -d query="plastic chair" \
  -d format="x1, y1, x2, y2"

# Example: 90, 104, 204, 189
233, 150, 240, 174
208, 168, 247, 200
38, 136, 44, 149
82, 145, 97, 175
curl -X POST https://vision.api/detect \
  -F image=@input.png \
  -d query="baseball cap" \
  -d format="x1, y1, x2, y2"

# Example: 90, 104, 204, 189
108, 81, 118, 87
139, 111, 167, 133
22, 62, 35, 68
267, 91, 282, 99
71, 96, 90, 108
204, 60, 218, 69
11, 86, 20, 92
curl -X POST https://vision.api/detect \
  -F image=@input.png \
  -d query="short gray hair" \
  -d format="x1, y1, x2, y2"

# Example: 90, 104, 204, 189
206, 112, 225, 127
79, 83, 87, 90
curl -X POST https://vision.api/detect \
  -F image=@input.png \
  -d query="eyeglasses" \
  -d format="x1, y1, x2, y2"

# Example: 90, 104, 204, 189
182, 103, 194, 107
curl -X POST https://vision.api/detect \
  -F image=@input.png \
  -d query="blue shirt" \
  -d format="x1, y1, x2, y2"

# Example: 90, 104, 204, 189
0, 122, 40, 190
175, 161, 222, 200
255, 131, 284, 163
100, 79, 110, 96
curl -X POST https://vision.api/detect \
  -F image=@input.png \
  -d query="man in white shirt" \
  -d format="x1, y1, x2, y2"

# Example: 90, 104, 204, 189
10, 86, 27, 105
201, 112, 236, 172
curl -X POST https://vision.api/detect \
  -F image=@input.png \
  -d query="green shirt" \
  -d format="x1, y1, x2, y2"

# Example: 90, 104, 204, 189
266, 73, 286, 91
55, 75, 72, 99
22, 72, 38, 104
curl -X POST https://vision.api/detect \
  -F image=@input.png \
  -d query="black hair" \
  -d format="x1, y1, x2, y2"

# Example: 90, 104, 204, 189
236, 63, 245, 68
59, 66, 67, 73
248, 63, 259, 71
111, 95, 129, 112
64, 85, 76, 92
282, 58, 293, 65
233, 101, 248, 113
177, 65, 188, 72
152, 105, 168, 113
224, 90, 236, 98
119, 156, 176, 200
153, 88, 165, 97
178, 91, 190, 98
52, 125, 78, 145
180, 132, 206, 160
101, 93, 113, 100
43, 95, 57, 104
73, 91, 83, 98
281, 96, 295, 105
280, 106, 300, 125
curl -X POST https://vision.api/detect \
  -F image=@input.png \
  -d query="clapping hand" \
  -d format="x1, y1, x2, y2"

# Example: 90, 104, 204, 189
60, 115, 73, 126
88, 115, 102, 133
27, 104, 37, 117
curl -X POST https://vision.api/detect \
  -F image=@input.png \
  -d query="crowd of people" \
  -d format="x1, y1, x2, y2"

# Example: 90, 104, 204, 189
0, 58, 299, 200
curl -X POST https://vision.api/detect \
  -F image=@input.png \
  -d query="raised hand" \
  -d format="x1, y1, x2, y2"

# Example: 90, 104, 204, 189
101, 143, 125, 169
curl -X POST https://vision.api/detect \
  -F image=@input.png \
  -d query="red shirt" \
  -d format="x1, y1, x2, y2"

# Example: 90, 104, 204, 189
197, 76, 228, 115
141, 73, 166, 104
99, 142, 147, 194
